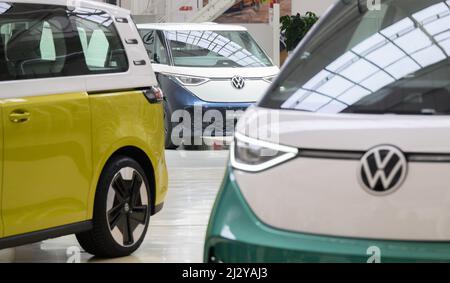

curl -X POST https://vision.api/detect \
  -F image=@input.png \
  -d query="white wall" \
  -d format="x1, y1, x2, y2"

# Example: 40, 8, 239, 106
292, 0, 336, 16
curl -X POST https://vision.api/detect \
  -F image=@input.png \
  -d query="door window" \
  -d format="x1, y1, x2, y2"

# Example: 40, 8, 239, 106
0, 2, 128, 81
141, 29, 156, 61
0, 6, 74, 80
154, 31, 169, 64
72, 7, 129, 73
141, 29, 168, 64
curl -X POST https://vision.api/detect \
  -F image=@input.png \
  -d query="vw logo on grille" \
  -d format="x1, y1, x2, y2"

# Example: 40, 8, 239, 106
231, 76, 245, 89
359, 145, 408, 195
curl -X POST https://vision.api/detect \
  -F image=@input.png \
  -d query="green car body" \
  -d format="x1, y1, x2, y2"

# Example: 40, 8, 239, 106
204, 168, 450, 263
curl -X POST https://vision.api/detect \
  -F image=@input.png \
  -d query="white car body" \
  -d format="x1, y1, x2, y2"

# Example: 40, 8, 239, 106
235, 109, 450, 241
231, 0, 450, 243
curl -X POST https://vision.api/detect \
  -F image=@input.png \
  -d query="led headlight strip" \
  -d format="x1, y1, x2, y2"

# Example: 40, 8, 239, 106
230, 132, 299, 173
174, 75, 210, 86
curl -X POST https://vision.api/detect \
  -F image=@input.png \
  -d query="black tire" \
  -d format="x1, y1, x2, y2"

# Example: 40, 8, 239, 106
164, 101, 176, 149
76, 156, 152, 258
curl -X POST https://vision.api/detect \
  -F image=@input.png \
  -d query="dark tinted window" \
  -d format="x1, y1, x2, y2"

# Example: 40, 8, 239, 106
0, 3, 85, 80
260, 0, 450, 115
0, 2, 127, 81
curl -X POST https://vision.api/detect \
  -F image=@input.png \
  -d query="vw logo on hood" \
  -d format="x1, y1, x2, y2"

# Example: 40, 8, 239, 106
359, 145, 408, 195
231, 76, 245, 89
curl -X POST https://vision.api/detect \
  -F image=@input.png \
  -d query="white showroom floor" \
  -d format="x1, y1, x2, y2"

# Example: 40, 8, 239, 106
0, 150, 229, 263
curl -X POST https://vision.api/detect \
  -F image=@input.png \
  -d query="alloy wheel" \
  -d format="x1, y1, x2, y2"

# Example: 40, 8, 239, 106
106, 167, 149, 247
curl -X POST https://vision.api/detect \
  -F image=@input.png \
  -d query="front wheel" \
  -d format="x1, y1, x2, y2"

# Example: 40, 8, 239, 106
76, 156, 151, 258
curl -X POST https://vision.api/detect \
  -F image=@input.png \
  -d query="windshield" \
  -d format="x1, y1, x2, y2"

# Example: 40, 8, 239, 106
260, 0, 450, 115
164, 30, 273, 68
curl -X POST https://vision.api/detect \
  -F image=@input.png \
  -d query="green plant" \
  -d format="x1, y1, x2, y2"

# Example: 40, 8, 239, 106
281, 12, 319, 52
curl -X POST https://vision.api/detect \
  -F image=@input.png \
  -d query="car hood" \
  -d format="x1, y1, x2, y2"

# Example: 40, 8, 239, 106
236, 106, 450, 153
152, 65, 279, 79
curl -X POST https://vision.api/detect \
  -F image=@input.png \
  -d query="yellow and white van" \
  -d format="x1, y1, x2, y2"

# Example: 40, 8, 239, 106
0, 0, 168, 258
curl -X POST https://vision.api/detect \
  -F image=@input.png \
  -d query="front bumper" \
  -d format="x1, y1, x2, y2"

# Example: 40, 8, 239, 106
158, 74, 251, 138
184, 102, 251, 138
204, 168, 450, 263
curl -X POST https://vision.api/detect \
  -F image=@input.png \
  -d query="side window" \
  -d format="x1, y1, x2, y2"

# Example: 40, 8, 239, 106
71, 8, 128, 73
0, 3, 128, 81
141, 29, 168, 65
141, 29, 156, 61
0, 1, 88, 81
155, 31, 169, 65
0, 6, 73, 81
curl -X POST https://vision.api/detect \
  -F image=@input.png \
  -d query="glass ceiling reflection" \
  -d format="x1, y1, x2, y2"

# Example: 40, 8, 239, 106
282, 1, 450, 113
164, 30, 266, 67
0, 2, 11, 15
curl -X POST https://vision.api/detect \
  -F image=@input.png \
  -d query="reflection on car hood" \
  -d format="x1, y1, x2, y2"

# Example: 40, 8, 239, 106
237, 106, 450, 153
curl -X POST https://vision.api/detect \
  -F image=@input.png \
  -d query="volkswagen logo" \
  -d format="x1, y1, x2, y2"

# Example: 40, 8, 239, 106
359, 145, 408, 195
231, 76, 245, 89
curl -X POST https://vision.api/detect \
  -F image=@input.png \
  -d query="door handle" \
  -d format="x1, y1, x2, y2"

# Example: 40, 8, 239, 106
9, 110, 30, 123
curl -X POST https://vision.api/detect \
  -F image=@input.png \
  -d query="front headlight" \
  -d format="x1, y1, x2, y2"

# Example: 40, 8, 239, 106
230, 132, 298, 172
174, 75, 210, 86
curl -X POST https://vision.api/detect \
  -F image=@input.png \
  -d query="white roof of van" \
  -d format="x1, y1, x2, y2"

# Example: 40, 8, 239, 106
137, 23, 248, 32
9, 0, 130, 15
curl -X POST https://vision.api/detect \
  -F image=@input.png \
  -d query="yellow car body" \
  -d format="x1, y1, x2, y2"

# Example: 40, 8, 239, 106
0, 91, 168, 237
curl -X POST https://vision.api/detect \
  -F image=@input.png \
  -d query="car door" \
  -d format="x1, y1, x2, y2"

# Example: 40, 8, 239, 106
0, 3, 92, 237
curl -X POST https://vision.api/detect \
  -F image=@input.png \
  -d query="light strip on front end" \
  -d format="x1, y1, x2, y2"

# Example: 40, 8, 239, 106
230, 132, 299, 173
